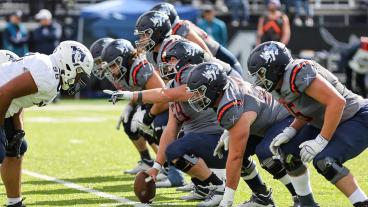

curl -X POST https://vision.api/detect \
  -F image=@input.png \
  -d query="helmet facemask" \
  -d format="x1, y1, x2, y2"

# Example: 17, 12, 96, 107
61, 65, 90, 95
159, 56, 179, 80
251, 67, 275, 92
134, 28, 156, 52
188, 85, 212, 112
92, 56, 106, 80
104, 56, 127, 85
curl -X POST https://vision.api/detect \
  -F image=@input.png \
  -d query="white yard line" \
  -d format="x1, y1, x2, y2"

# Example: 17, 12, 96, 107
22, 169, 137, 206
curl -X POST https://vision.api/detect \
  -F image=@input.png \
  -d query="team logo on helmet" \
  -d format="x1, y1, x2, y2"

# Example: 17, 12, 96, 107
202, 64, 220, 83
182, 43, 201, 57
71, 46, 86, 65
260, 43, 279, 63
150, 13, 166, 27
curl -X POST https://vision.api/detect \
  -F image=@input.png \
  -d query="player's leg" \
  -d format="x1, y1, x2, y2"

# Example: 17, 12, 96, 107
1, 118, 27, 207
280, 124, 320, 206
122, 105, 153, 174
312, 106, 368, 206
255, 116, 299, 206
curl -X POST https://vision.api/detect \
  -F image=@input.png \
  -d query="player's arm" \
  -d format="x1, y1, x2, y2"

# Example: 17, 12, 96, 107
305, 74, 345, 140
0, 72, 38, 125
256, 17, 264, 45
12, 108, 24, 130
289, 118, 307, 131
281, 14, 291, 45
186, 30, 212, 56
144, 70, 169, 115
226, 111, 257, 190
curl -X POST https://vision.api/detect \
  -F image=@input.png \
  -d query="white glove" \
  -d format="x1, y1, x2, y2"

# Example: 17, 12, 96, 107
219, 187, 235, 207
131, 107, 145, 133
213, 130, 229, 159
116, 104, 134, 130
299, 134, 328, 163
103, 90, 134, 104
270, 127, 297, 155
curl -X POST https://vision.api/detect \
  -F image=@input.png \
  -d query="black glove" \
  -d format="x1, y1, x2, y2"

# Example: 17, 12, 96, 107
7, 130, 25, 159
143, 111, 156, 126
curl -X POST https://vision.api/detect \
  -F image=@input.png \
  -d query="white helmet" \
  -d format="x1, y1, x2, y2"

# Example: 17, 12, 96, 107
0, 50, 19, 64
50, 40, 93, 95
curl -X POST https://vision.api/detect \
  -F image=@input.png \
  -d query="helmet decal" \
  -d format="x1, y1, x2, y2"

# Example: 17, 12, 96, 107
182, 43, 201, 57
260, 43, 279, 63
71, 46, 86, 65
150, 13, 166, 27
202, 64, 220, 83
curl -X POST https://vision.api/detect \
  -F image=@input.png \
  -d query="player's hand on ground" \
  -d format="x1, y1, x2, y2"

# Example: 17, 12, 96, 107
299, 134, 328, 163
146, 167, 159, 183
103, 90, 133, 104
116, 104, 134, 130
213, 130, 229, 159
219, 187, 235, 207
270, 127, 297, 155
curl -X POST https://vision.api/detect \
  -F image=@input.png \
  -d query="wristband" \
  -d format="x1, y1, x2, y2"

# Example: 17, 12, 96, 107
152, 161, 162, 171
137, 91, 143, 103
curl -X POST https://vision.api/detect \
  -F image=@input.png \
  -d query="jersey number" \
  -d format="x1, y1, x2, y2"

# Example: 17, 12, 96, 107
280, 99, 312, 122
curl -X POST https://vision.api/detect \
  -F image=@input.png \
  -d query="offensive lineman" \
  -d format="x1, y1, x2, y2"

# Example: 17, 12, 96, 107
248, 41, 368, 207
0, 41, 93, 207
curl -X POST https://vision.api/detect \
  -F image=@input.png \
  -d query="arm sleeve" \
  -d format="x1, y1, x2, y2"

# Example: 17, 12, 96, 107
217, 100, 243, 130
289, 62, 317, 94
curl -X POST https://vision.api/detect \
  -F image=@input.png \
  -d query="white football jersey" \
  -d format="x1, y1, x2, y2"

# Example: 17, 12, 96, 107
0, 53, 60, 118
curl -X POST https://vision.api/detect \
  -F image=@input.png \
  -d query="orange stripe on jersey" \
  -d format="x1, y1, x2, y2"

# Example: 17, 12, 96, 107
290, 61, 310, 94
217, 100, 243, 122
172, 21, 184, 35
132, 60, 148, 86
263, 21, 281, 34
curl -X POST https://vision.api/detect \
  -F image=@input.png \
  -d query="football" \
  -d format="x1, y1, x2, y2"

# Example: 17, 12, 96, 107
134, 171, 156, 203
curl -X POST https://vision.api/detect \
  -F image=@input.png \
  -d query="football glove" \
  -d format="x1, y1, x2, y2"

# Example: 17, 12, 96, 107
103, 90, 134, 104
269, 127, 297, 155
213, 130, 229, 159
299, 134, 328, 163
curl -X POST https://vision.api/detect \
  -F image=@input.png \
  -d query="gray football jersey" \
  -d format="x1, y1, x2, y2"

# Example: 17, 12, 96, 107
279, 59, 364, 128
217, 78, 289, 137
172, 20, 220, 56
169, 65, 223, 134
112, 55, 154, 91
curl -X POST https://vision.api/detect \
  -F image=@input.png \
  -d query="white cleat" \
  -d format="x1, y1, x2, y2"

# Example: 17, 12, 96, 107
197, 184, 225, 207
176, 182, 195, 192
123, 160, 151, 175
156, 172, 168, 181
155, 178, 173, 188
180, 190, 206, 201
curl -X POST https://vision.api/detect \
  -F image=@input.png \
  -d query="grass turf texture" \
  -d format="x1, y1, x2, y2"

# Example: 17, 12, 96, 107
0, 99, 367, 206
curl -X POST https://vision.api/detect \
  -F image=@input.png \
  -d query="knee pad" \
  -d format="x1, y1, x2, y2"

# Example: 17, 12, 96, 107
122, 116, 140, 141
241, 157, 257, 180
314, 157, 349, 184
260, 157, 287, 180
6, 138, 27, 157
281, 153, 307, 176
172, 154, 198, 172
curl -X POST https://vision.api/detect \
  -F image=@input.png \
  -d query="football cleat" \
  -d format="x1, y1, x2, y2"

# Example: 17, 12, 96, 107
156, 171, 168, 181
197, 184, 225, 207
155, 177, 185, 188
176, 182, 195, 192
237, 189, 275, 207
180, 185, 209, 201
354, 200, 368, 207
292, 196, 301, 207
5, 199, 26, 207
124, 160, 152, 175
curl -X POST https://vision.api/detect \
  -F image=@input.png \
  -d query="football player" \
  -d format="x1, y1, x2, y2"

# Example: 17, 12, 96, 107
248, 41, 368, 207
105, 43, 301, 206
100, 39, 185, 186
150, 2, 244, 77
134, 10, 244, 78
0, 41, 93, 207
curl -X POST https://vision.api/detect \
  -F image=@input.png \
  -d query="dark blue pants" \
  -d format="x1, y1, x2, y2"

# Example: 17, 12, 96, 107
281, 105, 368, 168
215, 45, 244, 78
165, 132, 226, 169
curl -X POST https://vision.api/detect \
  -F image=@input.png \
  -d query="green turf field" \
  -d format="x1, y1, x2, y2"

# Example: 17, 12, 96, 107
0, 100, 367, 206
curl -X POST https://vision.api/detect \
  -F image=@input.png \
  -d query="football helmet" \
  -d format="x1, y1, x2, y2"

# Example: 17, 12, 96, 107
100, 39, 135, 85
90, 37, 114, 79
247, 41, 292, 92
160, 39, 206, 80
186, 62, 228, 112
50, 40, 93, 95
150, 2, 179, 25
0, 50, 19, 64
134, 11, 171, 52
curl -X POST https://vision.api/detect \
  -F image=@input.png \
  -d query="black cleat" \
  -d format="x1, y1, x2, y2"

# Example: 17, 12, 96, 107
354, 200, 368, 207
238, 188, 275, 207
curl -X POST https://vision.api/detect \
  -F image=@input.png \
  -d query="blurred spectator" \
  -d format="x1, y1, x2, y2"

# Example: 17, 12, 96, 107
32, 9, 62, 54
340, 37, 368, 97
2, 11, 29, 56
226, 0, 250, 27
197, 5, 228, 46
294, 0, 314, 27
256, 0, 290, 45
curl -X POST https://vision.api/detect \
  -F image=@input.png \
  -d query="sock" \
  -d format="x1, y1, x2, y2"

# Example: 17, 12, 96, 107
7, 197, 21, 205
204, 172, 223, 185
279, 174, 297, 196
139, 149, 152, 163
349, 187, 368, 204
289, 170, 315, 205
245, 174, 268, 195
192, 177, 209, 196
